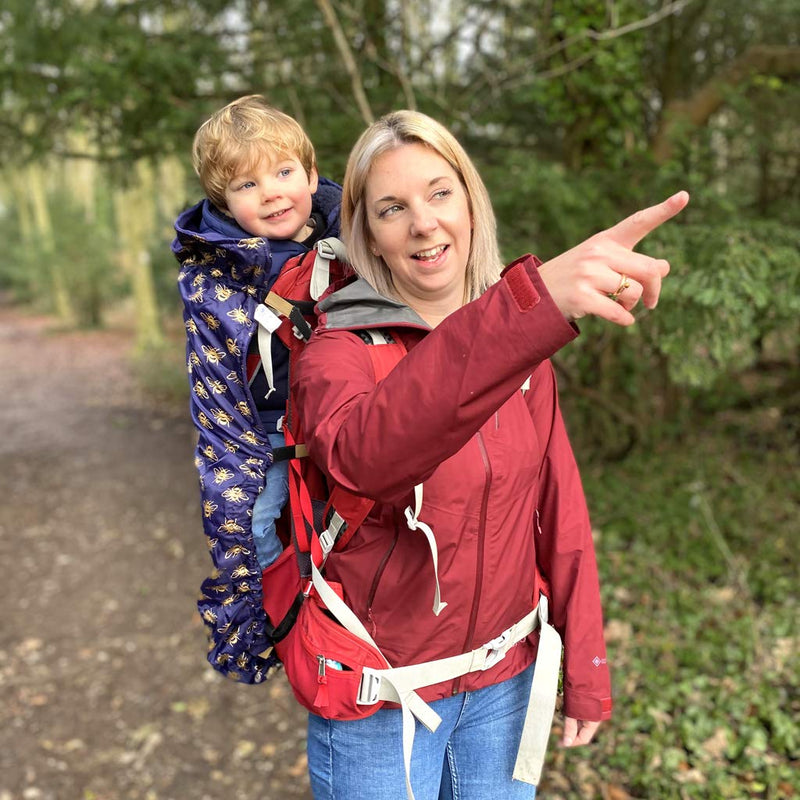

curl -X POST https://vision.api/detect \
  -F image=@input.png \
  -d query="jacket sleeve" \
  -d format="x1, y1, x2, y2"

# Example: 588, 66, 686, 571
177, 255, 279, 685
526, 361, 613, 721
292, 255, 578, 503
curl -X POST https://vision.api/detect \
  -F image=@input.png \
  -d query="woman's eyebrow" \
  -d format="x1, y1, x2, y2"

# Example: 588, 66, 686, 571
374, 177, 451, 204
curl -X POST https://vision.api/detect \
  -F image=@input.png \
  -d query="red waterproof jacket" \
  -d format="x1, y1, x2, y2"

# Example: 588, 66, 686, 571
292, 255, 612, 722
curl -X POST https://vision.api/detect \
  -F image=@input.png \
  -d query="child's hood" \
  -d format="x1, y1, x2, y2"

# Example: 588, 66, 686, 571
172, 176, 342, 289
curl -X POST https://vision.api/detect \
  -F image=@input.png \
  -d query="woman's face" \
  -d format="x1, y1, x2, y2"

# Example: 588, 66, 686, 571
365, 143, 472, 317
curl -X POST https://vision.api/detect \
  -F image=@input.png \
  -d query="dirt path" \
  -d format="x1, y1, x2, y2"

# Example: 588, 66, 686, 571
1, 309, 311, 800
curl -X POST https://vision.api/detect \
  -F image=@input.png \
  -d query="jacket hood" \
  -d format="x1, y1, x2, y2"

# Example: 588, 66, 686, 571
318, 277, 429, 332
172, 176, 342, 289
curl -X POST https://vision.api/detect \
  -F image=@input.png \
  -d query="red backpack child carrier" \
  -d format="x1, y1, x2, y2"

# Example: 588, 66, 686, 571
252, 239, 563, 800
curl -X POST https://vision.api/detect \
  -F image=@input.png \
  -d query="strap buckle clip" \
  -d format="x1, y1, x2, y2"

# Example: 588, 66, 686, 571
482, 629, 512, 670
357, 668, 382, 705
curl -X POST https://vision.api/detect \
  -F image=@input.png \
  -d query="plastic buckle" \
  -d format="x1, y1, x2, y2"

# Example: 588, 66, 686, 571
316, 239, 336, 260
318, 528, 335, 555
357, 669, 382, 705
482, 630, 511, 670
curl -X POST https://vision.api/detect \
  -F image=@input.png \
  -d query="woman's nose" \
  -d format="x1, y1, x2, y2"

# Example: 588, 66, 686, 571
410, 206, 438, 237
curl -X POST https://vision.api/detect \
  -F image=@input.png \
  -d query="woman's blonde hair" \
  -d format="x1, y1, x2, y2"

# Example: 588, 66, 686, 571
192, 95, 316, 210
342, 110, 504, 303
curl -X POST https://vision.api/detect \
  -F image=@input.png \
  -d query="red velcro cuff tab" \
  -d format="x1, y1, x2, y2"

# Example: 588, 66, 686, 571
601, 696, 613, 715
504, 261, 540, 311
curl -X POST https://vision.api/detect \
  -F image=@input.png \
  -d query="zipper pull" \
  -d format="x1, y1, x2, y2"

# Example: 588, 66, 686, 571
314, 655, 329, 708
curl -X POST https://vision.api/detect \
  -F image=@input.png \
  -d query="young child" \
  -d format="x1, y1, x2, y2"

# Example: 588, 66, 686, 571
174, 95, 341, 575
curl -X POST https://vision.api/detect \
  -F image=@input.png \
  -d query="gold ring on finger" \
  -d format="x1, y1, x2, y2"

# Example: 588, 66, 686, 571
608, 273, 630, 301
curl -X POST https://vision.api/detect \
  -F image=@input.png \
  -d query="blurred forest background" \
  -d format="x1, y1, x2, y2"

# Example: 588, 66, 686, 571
1, 1, 798, 798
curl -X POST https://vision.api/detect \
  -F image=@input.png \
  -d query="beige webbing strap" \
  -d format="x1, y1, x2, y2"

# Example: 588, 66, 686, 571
512, 595, 563, 786
253, 303, 282, 398
311, 238, 349, 300
359, 606, 542, 800
404, 484, 447, 616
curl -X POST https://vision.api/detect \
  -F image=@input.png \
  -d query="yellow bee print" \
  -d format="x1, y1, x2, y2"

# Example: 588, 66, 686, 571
197, 412, 213, 430
209, 583, 230, 594
221, 595, 236, 607
223, 440, 240, 453
227, 307, 251, 326
245, 285, 257, 297
231, 564, 254, 579
226, 337, 242, 356
178, 268, 190, 279
207, 537, 218, 550
194, 455, 204, 469
211, 408, 234, 427
202, 445, 218, 461
238, 237, 265, 250
225, 543, 251, 559
237, 581, 252, 594
237, 654, 249, 669
214, 285, 235, 302
225, 629, 241, 645
192, 274, 205, 287
235, 401, 252, 419
193, 381, 210, 400
213, 467, 235, 484
239, 463, 263, 480
239, 430, 261, 446
188, 286, 205, 303
201, 345, 227, 365
218, 519, 245, 535
200, 312, 222, 331
185, 319, 198, 334
203, 499, 218, 518
206, 378, 227, 395
222, 486, 249, 503
202, 609, 217, 624
216, 653, 232, 665
226, 371, 243, 386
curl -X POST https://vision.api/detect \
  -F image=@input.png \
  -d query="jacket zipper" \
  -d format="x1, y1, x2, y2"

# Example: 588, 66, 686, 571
366, 517, 401, 628
452, 430, 493, 695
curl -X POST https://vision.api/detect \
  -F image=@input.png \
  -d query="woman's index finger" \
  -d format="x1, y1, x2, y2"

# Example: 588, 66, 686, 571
606, 191, 690, 250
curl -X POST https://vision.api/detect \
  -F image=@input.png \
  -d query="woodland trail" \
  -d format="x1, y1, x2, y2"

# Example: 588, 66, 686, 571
0, 308, 311, 800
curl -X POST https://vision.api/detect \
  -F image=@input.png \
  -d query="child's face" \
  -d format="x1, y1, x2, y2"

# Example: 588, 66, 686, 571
224, 153, 319, 241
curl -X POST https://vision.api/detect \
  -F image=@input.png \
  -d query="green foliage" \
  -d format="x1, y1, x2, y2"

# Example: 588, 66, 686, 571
542, 424, 799, 799
648, 221, 800, 388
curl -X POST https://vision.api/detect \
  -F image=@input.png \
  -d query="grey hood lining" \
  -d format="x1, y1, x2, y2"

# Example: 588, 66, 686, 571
319, 278, 431, 331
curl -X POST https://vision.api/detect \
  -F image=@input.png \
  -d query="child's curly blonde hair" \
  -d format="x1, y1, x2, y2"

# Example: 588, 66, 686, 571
192, 95, 316, 210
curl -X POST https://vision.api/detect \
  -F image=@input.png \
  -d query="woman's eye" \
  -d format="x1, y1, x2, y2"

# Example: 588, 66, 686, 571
433, 188, 452, 201
378, 204, 402, 218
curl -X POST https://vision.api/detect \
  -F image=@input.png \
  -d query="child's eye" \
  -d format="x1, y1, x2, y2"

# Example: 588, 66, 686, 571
235, 180, 255, 191
278, 168, 293, 178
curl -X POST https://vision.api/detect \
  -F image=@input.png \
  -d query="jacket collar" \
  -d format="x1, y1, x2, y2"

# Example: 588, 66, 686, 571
318, 278, 430, 332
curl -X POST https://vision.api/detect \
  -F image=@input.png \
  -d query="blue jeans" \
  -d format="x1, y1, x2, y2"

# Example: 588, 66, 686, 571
307, 663, 537, 800
251, 431, 289, 570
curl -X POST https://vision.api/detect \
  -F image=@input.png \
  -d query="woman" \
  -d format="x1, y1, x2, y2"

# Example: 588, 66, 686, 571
292, 110, 688, 799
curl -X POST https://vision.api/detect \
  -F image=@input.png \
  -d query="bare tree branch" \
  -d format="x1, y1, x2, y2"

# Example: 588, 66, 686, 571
314, 0, 374, 125
653, 44, 800, 161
